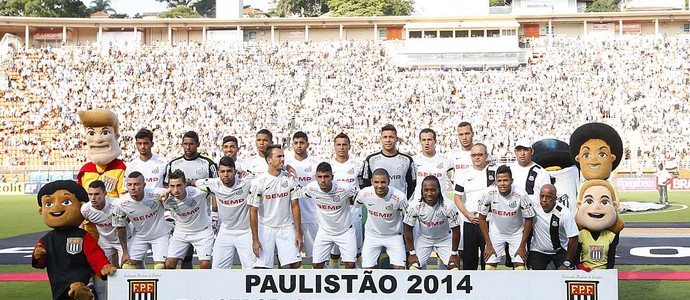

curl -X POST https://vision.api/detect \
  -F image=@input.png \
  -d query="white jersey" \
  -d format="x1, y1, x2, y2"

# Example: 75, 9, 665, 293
531, 203, 579, 255
449, 148, 472, 173
300, 181, 356, 235
413, 152, 454, 200
112, 188, 170, 240
355, 186, 408, 237
196, 177, 252, 231
286, 155, 321, 224
404, 198, 461, 240
549, 166, 580, 213
331, 158, 361, 190
331, 157, 363, 222
81, 197, 130, 244
510, 162, 551, 203
162, 187, 212, 234
478, 185, 535, 236
454, 166, 495, 222
249, 171, 299, 228
125, 154, 168, 189
245, 155, 268, 175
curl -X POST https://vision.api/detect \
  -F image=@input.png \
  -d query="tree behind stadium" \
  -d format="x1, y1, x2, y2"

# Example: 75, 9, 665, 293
0, 0, 89, 18
328, 0, 414, 17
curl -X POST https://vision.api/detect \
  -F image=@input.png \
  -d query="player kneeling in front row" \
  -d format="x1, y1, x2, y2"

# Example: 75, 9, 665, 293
298, 162, 358, 269
404, 176, 461, 270
478, 165, 535, 270
160, 170, 215, 269
356, 168, 409, 269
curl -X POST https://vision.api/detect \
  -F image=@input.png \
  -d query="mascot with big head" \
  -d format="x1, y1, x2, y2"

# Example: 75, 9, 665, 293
569, 123, 625, 270
31, 180, 116, 300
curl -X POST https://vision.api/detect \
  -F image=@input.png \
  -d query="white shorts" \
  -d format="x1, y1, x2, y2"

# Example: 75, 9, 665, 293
212, 228, 256, 269
98, 239, 125, 266
415, 235, 452, 268
486, 232, 524, 264
332, 219, 363, 255
301, 222, 319, 257
129, 234, 169, 262
253, 225, 301, 268
361, 234, 406, 268
313, 226, 357, 264
167, 228, 215, 261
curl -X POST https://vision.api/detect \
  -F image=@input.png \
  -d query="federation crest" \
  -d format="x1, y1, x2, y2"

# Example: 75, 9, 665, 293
102, 175, 118, 192
566, 281, 598, 300
589, 245, 605, 261
66, 237, 83, 255
129, 279, 158, 300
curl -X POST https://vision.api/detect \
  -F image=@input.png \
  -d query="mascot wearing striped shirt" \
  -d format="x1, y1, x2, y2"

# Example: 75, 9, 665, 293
569, 123, 625, 270
77, 109, 126, 198
32, 180, 116, 300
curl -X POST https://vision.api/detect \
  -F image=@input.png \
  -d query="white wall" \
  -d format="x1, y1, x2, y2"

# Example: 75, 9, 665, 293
216, 0, 243, 19
413, 0, 490, 16
624, 0, 685, 10
512, 0, 578, 14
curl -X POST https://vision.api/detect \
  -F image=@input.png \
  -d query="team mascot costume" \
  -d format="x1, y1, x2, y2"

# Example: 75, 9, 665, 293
569, 122, 625, 270
32, 180, 116, 300
532, 139, 580, 213
77, 108, 126, 198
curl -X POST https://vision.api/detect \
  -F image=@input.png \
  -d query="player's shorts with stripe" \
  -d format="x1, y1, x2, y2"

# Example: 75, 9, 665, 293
167, 228, 215, 261
332, 219, 363, 255
253, 225, 301, 268
416, 235, 453, 268
301, 222, 319, 257
129, 234, 169, 262
212, 228, 256, 269
362, 234, 406, 268
313, 226, 357, 264
486, 232, 524, 264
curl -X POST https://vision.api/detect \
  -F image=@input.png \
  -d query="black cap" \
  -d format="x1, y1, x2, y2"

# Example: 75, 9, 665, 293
532, 139, 574, 169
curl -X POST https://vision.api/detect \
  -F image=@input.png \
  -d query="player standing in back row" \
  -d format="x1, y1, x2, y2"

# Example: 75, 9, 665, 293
360, 124, 416, 199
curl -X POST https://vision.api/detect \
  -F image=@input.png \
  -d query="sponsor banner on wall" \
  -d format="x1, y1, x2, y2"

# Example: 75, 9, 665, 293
670, 177, 690, 190
612, 178, 657, 191
109, 269, 618, 300
33, 30, 63, 40
0, 183, 24, 195
593, 23, 610, 31
614, 22, 642, 32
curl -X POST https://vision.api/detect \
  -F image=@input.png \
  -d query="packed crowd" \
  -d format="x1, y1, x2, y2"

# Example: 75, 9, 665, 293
1, 35, 689, 168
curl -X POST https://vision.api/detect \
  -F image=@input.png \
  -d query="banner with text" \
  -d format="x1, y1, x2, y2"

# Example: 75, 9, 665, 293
109, 269, 617, 300
612, 178, 657, 191
670, 177, 690, 190
0, 183, 23, 195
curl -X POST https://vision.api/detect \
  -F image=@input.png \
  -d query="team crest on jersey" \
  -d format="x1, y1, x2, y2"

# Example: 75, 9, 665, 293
437, 163, 444, 169
397, 164, 404, 171
528, 175, 535, 181
552, 220, 559, 227
333, 195, 341, 202
152, 167, 160, 174
234, 189, 243, 196
129, 279, 158, 300
102, 175, 118, 192
66, 237, 83, 255
566, 281, 598, 300
305, 166, 312, 173
281, 180, 289, 188
589, 245, 604, 261
557, 194, 570, 208
149, 202, 158, 209
196, 166, 205, 174
488, 174, 495, 181
509, 200, 517, 208
436, 211, 445, 218
385, 204, 394, 210
348, 168, 355, 174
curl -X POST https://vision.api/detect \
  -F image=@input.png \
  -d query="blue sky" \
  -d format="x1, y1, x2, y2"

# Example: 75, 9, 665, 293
81, 0, 169, 17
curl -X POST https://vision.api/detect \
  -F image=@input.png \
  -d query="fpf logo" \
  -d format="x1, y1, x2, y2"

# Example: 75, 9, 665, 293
129, 279, 158, 300
566, 281, 598, 300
